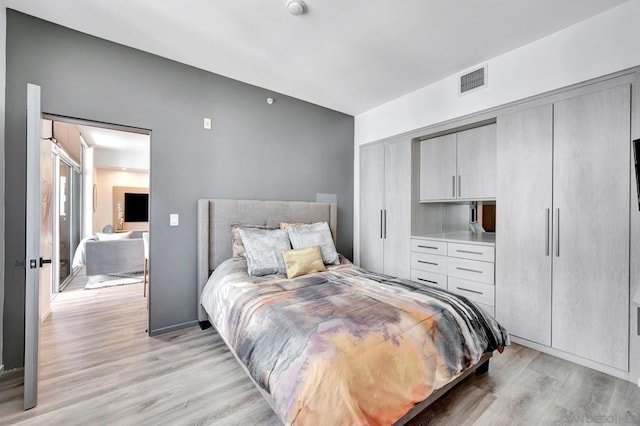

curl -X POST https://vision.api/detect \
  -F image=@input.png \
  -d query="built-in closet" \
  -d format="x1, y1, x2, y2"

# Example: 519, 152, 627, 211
496, 83, 631, 372
420, 124, 496, 202
359, 137, 411, 279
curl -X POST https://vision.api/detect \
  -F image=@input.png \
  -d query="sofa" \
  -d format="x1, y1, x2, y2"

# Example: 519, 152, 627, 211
85, 238, 145, 276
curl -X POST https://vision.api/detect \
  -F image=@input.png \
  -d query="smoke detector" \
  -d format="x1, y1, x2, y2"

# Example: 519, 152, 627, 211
287, 0, 307, 16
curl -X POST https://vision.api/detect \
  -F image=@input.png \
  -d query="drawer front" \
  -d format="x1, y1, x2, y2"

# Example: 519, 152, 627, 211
447, 257, 494, 284
447, 242, 495, 262
411, 239, 447, 256
411, 252, 448, 274
411, 270, 447, 290
448, 277, 495, 306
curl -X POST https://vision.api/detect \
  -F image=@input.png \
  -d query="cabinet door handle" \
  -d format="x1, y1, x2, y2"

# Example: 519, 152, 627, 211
555, 208, 560, 257
417, 278, 438, 285
458, 175, 461, 198
418, 260, 439, 266
545, 208, 550, 256
380, 209, 383, 239
452, 175, 456, 197
383, 209, 387, 239
456, 267, 483, 274
418, 245, 439, 250
456, 286, 483, 295
456, 250, 483, 255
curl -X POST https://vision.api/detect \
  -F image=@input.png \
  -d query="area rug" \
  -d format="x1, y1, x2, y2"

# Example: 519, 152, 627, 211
85, 272, 144, 289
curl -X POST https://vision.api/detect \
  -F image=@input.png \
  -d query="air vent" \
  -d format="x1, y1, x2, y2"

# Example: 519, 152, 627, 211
459, 65, 487, 95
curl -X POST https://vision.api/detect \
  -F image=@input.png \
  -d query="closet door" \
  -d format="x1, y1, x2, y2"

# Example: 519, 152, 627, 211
420, 134, 457, 201
552, 84, 630, 370
496, 105, 553, 346
456, 124, 497, 200
383, 139, 411, 279
360, 144, 385, 274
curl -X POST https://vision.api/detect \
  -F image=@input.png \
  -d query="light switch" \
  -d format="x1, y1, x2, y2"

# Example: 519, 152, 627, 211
170, 214, 179, 227
203, 117, 212, 130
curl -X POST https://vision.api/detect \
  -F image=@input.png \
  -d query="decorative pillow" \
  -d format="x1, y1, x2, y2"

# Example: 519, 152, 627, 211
96, 231, 132, 241
230, 223, 277, 259
281, 246, 327, 279
238, 228, 291, 277
286, 221, 339, 265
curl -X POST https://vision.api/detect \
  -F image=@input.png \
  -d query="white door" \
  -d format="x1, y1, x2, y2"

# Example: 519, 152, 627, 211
456, 124, 497, 200
419, 134, 457, 201
359, 144, 384, 273
495, 105, 553, 346
552, 84, 630, 370
25, 83, 42, 409
383, 139, 411, 279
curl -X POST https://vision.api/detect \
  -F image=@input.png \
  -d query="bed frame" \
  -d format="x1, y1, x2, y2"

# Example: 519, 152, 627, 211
196, 198, 490, 425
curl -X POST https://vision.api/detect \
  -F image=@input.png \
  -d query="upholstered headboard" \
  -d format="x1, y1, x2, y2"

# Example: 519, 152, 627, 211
197, 199, 337, 322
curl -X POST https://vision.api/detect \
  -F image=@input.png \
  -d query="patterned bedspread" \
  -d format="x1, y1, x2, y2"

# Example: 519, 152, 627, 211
200, 257, 509, 425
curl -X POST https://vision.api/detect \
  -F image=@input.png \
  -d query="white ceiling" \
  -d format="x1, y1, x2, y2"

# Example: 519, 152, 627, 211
6, 0, 629, 115
78, 125, 149, 153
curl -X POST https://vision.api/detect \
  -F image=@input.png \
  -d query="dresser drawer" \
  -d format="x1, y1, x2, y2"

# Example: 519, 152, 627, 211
411, 239, 447, 256
411, 270, 447, 290
411, 252, 447, 275
447, 242, 495, 262
447, 277, 495, 307
447, 257, 494, 284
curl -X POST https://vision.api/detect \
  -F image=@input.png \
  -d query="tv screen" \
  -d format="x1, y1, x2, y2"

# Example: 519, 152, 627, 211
124, 193, 148, 222
635, 139, 640, 211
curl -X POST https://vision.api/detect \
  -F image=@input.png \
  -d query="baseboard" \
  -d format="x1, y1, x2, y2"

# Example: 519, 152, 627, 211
40, 307, 52, 323
148, 320, 199, 337
510, 336, 630, 382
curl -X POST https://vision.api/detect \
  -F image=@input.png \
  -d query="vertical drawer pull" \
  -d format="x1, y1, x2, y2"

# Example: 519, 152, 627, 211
418, 245, 439, 250
456, 286, 483, 295
417, 278, 438, 285
418, 260, 439, 266
455, 267, 483, 274
455, 249, 483, 255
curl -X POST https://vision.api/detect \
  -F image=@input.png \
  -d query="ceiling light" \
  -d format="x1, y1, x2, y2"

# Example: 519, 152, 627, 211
286, 0, 306, 16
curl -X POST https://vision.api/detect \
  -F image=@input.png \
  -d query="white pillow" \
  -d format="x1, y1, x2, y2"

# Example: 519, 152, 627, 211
96, 231, 132, 241
238, 228, 291, 277
286, 222, 339, 265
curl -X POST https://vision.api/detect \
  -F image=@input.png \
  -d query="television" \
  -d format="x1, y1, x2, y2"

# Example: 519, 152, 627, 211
634, 139, 640, 211
124, 193, 148, 222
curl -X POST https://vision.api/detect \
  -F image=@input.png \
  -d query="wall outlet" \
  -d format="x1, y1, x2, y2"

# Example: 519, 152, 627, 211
169, 214, 179, 227
203, 117, 212, 130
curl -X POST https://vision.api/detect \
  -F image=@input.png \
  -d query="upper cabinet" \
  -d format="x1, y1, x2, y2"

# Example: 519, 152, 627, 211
420, 124, 496, 202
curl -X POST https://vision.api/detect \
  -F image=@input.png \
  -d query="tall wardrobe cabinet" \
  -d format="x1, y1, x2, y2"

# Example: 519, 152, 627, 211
360, 138, 411, 278
496, 83, 631, 371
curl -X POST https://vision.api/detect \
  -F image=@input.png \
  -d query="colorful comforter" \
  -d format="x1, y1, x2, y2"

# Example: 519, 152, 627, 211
200, 257, 509, 425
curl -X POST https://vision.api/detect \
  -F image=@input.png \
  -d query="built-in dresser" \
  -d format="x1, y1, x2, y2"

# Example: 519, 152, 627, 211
411, 232, 495, 316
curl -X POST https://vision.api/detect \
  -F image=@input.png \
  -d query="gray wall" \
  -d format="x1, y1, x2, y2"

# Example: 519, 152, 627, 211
3, 11, 354, 369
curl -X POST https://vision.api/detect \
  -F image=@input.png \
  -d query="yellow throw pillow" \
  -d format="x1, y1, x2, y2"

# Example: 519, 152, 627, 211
281, 246, 327, 279
279, 222, 306, 230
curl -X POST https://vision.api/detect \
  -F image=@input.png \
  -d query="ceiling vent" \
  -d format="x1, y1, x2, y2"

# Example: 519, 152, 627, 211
459, 64, 488, 95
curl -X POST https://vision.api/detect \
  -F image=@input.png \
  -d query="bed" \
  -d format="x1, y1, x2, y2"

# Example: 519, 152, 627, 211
197, 199, 509, 425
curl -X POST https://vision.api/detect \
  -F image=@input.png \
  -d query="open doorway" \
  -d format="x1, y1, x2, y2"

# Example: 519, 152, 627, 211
38, 117, 151, 319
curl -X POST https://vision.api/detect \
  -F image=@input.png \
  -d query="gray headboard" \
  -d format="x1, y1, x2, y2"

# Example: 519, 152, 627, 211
197, 199, 337, 322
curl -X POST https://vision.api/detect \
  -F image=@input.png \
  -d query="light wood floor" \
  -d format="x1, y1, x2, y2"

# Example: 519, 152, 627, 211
0, 269, 638, 425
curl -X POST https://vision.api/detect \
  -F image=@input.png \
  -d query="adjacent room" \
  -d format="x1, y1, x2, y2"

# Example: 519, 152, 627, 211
0, 1, 639, 425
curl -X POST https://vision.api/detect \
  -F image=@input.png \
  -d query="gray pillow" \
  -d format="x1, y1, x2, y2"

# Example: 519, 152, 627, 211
286, 222, 339, 265
238, 227, 291, 277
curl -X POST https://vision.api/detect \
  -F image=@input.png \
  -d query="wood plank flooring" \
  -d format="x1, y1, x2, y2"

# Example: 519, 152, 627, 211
0, 268, 638, 425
